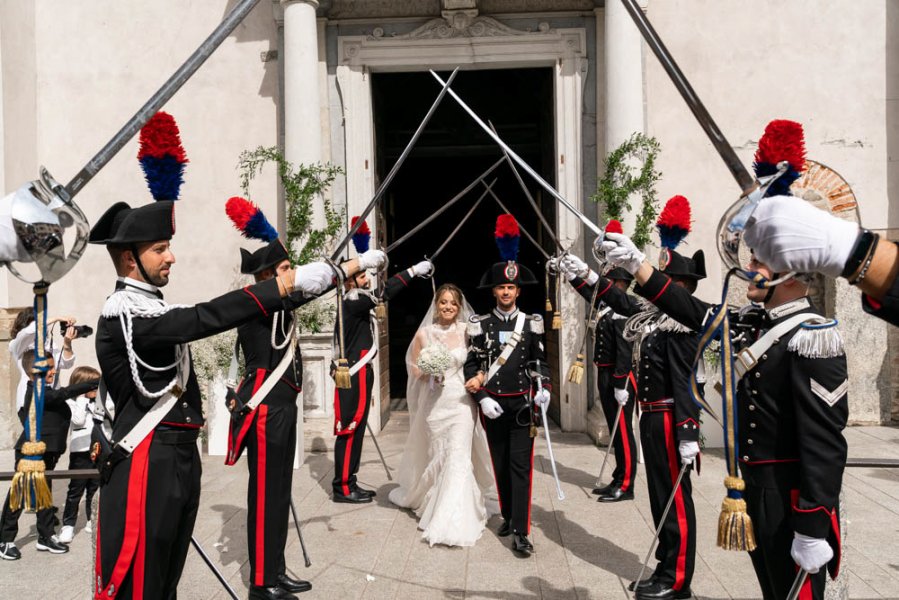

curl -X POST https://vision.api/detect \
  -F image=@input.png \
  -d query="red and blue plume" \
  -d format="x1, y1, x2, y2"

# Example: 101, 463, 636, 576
495, 214, 520, 262
753, 119, 806, 197
656, 195, 691, 251
226, 196, 279, 243
138, 112, 188, 201
605, 219, 623, 235
351, 216, 370, 254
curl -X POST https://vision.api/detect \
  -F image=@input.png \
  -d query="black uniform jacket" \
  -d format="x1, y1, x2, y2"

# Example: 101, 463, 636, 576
97, 278, 288, 441
638, 268, 849, 540
235, 291, 308, 408
569, 276, 636, 389
339, 271, 410, 364
463, 307, 548, 401
16, 379, 100, 453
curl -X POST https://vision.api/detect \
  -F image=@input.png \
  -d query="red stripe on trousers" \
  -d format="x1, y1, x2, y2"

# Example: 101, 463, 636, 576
663, 412, 689, 591
254, 405, 269, 586
479, 410, 504, 515
97, 431, 154, 599
340, 352, 368, 495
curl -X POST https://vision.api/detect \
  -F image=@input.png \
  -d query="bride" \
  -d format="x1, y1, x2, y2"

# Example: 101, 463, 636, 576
388, 283, 499, 547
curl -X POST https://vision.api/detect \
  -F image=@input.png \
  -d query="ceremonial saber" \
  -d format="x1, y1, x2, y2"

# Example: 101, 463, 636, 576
428, 180, 494, 261
191, 536, 240, 600
633, 462, 688, 597
533, 360, 564, 501
64, 0, 263, 200
289, 497, 312, 568
386, 162, 504, 252
331, 68, 459, 261
786, 569, 809, 600
482, 181, 551, 260
366, 422, 392, 480
429, 70, 602, 237
595, 403, 624, 487
617, 0, 753, 195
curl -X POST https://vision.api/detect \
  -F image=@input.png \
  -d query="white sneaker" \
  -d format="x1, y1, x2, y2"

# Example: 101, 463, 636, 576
84, 520, 92, 534
58, 525, 74, 544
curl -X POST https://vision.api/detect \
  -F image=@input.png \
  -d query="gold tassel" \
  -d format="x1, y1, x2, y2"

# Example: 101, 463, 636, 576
9, 441, 52, 512
545, 298, 553, 312
717, 476, 757, 551
375, 302, 387, 321
567, 354, 585, 384
334, 358, 352, 389
529, 423, 538, 438
552, 311, 562, 330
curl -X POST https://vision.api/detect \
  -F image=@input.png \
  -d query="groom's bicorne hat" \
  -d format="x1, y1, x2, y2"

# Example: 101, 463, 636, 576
89, 112, 188, 246
225, 196, 289, 275
656, 195, 706, 281
478, 215, 537, 289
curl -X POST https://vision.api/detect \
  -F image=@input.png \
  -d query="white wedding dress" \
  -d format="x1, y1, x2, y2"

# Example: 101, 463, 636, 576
388, 314, 499, 547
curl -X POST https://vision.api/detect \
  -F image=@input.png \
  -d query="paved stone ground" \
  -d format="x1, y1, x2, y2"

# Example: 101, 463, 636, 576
2, 419, 899, 599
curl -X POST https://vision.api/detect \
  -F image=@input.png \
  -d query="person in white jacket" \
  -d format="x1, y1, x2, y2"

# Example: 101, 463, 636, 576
9, 310, 78, 411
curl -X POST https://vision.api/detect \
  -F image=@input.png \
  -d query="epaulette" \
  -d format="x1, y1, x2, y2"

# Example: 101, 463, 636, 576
527, 313, 544, 335
787, 318, 845, 359
468, 314, 489, 336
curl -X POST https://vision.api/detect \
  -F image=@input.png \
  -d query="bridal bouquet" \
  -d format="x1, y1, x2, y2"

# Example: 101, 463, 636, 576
417, 342, 452, 387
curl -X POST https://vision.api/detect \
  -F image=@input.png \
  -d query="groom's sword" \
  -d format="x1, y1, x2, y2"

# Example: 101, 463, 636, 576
366, 422, 393, 480
530, 360, 565, 501
595, 402, 624, 487
289, 497, 312, 567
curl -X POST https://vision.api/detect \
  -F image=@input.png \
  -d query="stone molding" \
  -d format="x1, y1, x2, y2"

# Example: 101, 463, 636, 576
369, 13, 551, 40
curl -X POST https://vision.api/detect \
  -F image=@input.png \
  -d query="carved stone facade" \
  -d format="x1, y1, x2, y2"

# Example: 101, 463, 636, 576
369, 14, 550, 40
326, 0, 595, 20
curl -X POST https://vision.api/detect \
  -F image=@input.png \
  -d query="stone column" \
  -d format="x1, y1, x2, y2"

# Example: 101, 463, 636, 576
603, 0, 646, 235
281, 0, 321, 167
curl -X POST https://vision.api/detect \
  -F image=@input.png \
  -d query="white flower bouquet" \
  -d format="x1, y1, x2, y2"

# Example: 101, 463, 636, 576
417, 342, 453, 387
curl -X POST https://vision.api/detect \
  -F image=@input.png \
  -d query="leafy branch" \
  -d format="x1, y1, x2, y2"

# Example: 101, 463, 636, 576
591, 133, 662, 250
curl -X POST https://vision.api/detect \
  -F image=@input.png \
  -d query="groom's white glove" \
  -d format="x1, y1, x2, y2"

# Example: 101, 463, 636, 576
679, 440, 700, 465
479, 397, 504, 419
410, 260, 434, 278
533, 388, 551, 409
743, 195, 860, 278
790, 533, 833, 574
614, 387, 630, 407
601, 233, 646, 275
358, 249, 387, 270
294, 261, 334, 297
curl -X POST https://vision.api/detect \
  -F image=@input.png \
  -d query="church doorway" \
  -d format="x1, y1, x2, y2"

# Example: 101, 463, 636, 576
371, 67, 559, 419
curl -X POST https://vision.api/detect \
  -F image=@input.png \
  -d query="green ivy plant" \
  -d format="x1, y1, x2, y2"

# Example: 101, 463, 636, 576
237, 146, 344, 266
591, 133, 662, 250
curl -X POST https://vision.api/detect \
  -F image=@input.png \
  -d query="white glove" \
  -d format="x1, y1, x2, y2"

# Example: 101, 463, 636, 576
294, 261, 333, 297
743, 196, 860, 278
479, 397, 504, 419
790, 533, 833, 574
358, 249, 387, 270
613, 387, 630, 407
533, 388, 551, 409
561, 254, 590, 280
410, 260, 434, 278
678, 440, 700, 465
601, 232, 646, 275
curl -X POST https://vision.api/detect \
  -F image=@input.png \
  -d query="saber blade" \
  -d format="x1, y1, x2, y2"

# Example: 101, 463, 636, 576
366, 422, 393, 481
540, 403, 565, 501
595, 402, 624, 487
786, 569, 809, 600
633, 462, 688, 596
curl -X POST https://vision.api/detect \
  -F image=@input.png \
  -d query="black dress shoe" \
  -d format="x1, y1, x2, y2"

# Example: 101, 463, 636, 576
635, 581, 692, 600
277, 573, 312, 593
333, 490, 373, 504
354, 486, 377, 498
511, 533, 533, 556
249, 584, 298, 600
591, 483, 613, 496
597, 487, 635, 503
497, 520, 512, 537
628, 576, 656, 592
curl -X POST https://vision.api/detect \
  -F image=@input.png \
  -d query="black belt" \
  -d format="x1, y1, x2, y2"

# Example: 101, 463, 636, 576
154, 428, 200, 445
639, 400, 673, 413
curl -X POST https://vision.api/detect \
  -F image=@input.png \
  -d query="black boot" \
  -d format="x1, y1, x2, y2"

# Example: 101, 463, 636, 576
511, 533, 533, 556
497, 520, 512, 537
277, 573, 312, 594
332, 490, 373, 504
635, 581, 692, 600
249, 584, 298, 600
597, 487, 634, 503
591, 483, 613, 496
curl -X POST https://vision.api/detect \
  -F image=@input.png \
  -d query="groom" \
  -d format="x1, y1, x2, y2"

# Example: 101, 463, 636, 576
464, 215, 550, 556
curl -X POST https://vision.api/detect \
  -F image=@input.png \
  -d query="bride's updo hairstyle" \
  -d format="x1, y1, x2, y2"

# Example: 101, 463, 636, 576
433, 283, 464, 322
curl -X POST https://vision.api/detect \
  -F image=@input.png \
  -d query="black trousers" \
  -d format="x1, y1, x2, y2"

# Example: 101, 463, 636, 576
597, 367, 637, 492
0, 450, 61, 542
97, 429, 201, 600
62, 451, 99, 526
640, 410, 695, 591
332, 359, 374, 495
480, 394, 535, 535
743, 463, 828, 600
246, 402, 297, 587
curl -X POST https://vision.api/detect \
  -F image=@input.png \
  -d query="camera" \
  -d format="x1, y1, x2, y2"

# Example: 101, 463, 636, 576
72, 324, 93, 339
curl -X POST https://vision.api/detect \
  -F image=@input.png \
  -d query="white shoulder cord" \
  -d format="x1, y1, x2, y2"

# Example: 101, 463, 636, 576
270, 310, 294, 351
